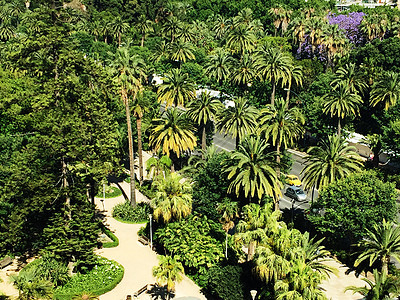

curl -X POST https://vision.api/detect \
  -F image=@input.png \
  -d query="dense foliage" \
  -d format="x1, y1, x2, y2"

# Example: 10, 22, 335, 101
112, 201, 152, 223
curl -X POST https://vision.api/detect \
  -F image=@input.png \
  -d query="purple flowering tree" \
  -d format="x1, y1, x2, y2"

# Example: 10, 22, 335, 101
328, 12, 366, 46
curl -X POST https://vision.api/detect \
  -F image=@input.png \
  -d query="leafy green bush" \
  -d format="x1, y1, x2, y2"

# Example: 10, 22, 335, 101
54, 257, 124, 300
96, 186, 122, 198
156, 215, 225, 287
101, 226, 119, 248
112, 201, 151, 223
205, 265, 245, 300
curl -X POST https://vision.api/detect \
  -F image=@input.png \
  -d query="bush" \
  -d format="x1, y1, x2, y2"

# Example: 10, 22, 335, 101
23, 255, 69, 287
101, 226, 119, 248
205, 265, 245, 300
112, 201, 151, 223
96, 186, 122, 198
54, 257, 124, 300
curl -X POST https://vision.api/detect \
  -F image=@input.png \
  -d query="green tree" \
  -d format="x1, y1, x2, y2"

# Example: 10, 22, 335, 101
254, 46, 293, 105
135, 15, 153, 47
322, 82, 362, 136
168, 40, 196, 66
187, 92, 223, 151
216, 199, 238, 259
204, 48, 233, 86
308, 171, 398, 247
111, 47, 147, 207
223, 136, 281, 206
331, 63, 367, 95
345, 269, 400, 300
153, 255, 184, 298
216, 97, 258, 149
149, 108, 197, 167
370, 71, 400, 110
301, 134, 363, 193
11, 269, 53, 300
354, 219, 400, 275
259, 97, 305, 169
157, 68, 196, 107
152, 172, 192, 223
146, 155, 172, 179
108, 16, 129, 47
226, 23, 256, 55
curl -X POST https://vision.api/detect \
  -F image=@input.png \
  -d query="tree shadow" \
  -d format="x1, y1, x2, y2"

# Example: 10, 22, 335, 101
147, 284, 175, 300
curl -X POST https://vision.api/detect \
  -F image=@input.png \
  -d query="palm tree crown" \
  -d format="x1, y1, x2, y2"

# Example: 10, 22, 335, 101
153, 255, 184, 293
301, 134, 363, 191
370, 71, 400, 110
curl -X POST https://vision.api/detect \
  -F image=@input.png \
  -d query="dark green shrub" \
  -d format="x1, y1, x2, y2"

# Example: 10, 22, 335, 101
205, 265, 245, 300
112, 201, 151, 223
101, 226, 119, 248
32, 255, 70, 287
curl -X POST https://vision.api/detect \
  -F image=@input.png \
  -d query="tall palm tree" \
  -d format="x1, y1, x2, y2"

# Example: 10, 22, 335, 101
370, 71, 400, 110
157, 69, 196, 108
149, 108, 197, 168
111, 47, 147, 207
236, 203, 281, 261
226, 23, 256, 55
290, 17, 307, 52
108, 16, 130, 47
285, 64, 303, 103
153, 255, 184, 299
301, 134, 363, 192
231, 53, 257, 88
322, 24, 347, 68
322, 81, 362, 136
152, 172, 192, 223
168, 40, 196, 66
187, 92, 223, 151
345, 269, 400, 300
216, 199, 239, 259
135, 15, 153, 47
212, 15, 231, 40
223, 136, 282, 205
216, 97, 258, 148
204, 48, 234, 86
161, 16, 182, 42
254, 46, 293, 105
259, 97, 305, 169
354, 219, 400, 275
331, 63, 367, 95
176, 22, 196, 43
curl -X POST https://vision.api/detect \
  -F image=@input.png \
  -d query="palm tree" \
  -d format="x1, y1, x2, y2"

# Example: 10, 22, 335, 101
259, 97, 305, 170
157, 69, 196, 108
231, 53, 257, 88
290, 17, 307, 52
321, 24, 347, 68
153, 255, 184, 299
108, 16, 130, 47
354, 219, 400, 275
331, 63, 367, 95
161, 16, 182, 42
187, 92, 223, 151
223, 136, 282, 206
216, 97, 258, 149
370, 71, 400, 110
111, 47, 146, 207
322, 82, 362, 136
301, 134, 363, 193
216, 199, 238, 259
168, 40, 196, 66
186, 145, 219, 170
254, 46, 293, 105
204, 48, 234, 86
149, 108, 197, 168
236, 203, 281, 261
135, 15, 153, 47
152, 172, 192, 223
176, 22, 196, 43
146, 155, 172, 179
226, 23, 256, 55
345, 269, 400, 300
212, 15, 231, 40
285, 64, 303, 103
11, 269, 53, 300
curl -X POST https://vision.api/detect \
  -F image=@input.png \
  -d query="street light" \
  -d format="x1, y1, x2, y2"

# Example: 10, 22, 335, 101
149, 214, 153, 250
250, 290, 257, 300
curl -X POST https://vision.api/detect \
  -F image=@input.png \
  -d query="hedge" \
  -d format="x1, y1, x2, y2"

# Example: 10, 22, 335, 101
101, 226, 119, 248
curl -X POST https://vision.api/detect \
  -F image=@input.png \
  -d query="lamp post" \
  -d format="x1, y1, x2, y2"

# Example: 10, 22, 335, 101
101, 183, 106, 211
250, 290, 257, 300
149, 214, 153, 250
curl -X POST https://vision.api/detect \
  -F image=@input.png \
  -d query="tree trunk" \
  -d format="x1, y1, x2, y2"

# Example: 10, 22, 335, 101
285, 86, 291, 106
225, 232, 228, 259
201, 125, 206, 153
382, 256, 389, 275
89, 178, 96, 205
373, 151, 379, 167
270, 80, 276, 106
123, 89, 137, 207
247, 240, 256, 261
137, 117, 144, 185
276, 143, 281, 178
235, 136, 239, 149
337, 118, 341, 136
118, 33, 121, 47
141, 34, 145, 47
62, 158, 71, 220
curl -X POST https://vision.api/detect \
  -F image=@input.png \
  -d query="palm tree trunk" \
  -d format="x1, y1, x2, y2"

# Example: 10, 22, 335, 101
141, 34, 145, 47
382, 256, 389, 275
225, 232, 228, 259
201, 125, 206, 152
276, 143, 281, 177
247, 240, 256, 261
337, 118, 341, 136
123, 89, 137, 207
285, 86, 291, 105
137, 117, 144, 186
271, 80, 276, 106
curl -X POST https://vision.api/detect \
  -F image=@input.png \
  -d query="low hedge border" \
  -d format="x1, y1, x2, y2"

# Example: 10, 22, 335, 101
101, 226, 119, 248
54, 257, 124, 300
